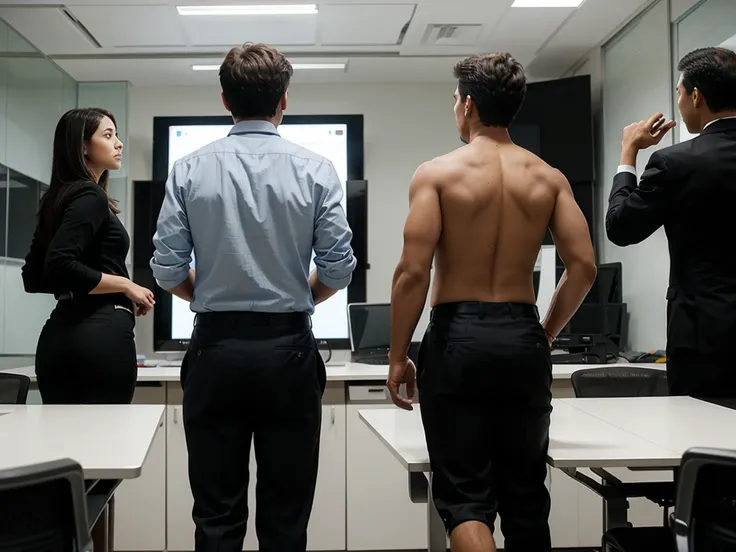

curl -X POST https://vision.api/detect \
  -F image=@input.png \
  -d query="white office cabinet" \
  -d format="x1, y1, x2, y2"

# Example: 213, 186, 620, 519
246, 395, 347, 551
166, 404, 196, 551
307, 402, 347, 550
578, 478, 603, 547
113, 385, 167, 551
347, 396, 427, 550
548, 467, 581, 548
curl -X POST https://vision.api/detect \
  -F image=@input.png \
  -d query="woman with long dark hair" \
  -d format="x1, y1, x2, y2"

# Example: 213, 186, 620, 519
21, 107, 154, 404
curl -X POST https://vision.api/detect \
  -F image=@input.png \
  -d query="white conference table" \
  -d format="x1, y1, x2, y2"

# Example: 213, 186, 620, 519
0, 404, 165, 479
360, 396, 736, 551
0, 404, 165, 550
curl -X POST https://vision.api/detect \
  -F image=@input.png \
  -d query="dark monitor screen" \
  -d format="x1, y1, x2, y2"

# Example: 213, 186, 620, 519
348, 303, 391, 351
561, 303, 626, 337
534, 262, 623, 304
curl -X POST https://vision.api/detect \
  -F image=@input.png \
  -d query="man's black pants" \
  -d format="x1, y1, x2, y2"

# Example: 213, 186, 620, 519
418, 301, 553, 552
181, 311, 326, 552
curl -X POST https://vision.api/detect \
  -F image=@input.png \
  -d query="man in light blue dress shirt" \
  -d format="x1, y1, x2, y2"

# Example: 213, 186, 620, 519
150, 42, 356, 552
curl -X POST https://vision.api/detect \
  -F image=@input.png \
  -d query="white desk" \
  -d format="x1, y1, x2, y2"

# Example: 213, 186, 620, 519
0, 404, 165, 479
359, 397, 734, 551
3, 361, 666, 384
560, 396, 736, 459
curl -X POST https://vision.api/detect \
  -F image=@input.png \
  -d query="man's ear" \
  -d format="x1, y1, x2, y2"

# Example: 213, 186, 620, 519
464, 95, 473, 118
281, 91, 288, 112
221, 92, 231, 113
692, 87, 703, 109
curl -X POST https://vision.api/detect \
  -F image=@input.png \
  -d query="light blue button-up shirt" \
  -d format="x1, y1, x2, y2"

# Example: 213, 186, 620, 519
150, 120, 356, 314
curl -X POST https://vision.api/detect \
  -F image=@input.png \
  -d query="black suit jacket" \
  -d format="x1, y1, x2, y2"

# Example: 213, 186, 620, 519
606, 118, 736, 356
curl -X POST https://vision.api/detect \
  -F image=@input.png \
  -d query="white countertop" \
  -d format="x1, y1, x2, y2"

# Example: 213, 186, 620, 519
358, 399, 683, 472
3, 361, 665, 384
0, 404, 165, 479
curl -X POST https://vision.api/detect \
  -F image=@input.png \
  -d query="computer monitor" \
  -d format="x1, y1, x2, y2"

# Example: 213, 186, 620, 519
347, 303, 390, 352
533, 262, 623, 304
560, 303, 628, 343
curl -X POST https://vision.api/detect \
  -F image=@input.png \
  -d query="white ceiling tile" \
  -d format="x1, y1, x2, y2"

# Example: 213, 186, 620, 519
485, 6, 575, 53
67, 5, 187, 47
320, 3, 416, 46
0, 7, 98, 55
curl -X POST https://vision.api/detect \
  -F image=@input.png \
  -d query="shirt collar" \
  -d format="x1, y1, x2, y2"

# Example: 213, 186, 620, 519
703, 115, 736, 131
228, 120, 280, 136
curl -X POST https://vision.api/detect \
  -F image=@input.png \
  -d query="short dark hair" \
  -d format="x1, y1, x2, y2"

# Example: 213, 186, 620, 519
677, 47, 736, 113
453, 53, 527, 128
219, 42, 293, 119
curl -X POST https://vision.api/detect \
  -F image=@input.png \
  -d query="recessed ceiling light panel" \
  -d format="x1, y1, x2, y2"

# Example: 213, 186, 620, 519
177, 4, 318, 16
511, 0, 585, 7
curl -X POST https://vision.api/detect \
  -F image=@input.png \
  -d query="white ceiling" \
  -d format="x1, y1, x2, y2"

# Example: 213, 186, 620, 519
0, 0, 653, 86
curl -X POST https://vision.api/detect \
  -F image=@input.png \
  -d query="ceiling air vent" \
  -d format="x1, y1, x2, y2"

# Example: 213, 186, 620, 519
422, 24, 482, 46
60, 7, 103, 48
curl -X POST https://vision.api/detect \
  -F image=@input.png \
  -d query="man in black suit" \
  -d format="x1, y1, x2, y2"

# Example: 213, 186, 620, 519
606, 47, 736, 398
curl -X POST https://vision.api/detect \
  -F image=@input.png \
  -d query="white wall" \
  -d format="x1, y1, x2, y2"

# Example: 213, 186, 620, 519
599, 0, 673, 352
129, 83, 459, 355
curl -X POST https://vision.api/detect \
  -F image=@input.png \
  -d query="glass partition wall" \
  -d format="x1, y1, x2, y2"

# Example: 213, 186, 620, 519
0, 18, 78, 362
673, 0, 736, 142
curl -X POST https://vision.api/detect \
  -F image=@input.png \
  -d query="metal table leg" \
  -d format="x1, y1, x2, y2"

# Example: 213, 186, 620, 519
409, 471, 447, 552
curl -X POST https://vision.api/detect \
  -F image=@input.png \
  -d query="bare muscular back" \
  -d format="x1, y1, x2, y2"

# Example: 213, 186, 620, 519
430, 138, 561, 307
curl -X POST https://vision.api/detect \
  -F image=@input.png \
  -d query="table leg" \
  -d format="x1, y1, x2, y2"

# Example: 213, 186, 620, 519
107, 496, 115, 551
601, 477, 629, 532
408, 471, 447, 552
426, 474, 447, 552
91, 504, 109, 552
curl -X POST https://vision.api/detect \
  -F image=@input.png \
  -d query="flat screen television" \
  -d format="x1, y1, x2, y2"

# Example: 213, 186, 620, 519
510, 75, 596, 246
137, 114, 365, 351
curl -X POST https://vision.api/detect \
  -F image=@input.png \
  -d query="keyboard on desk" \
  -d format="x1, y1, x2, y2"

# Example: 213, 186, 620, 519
351, 353, 389, 365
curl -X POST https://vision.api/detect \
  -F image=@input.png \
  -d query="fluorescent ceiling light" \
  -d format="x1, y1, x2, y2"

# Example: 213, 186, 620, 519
192, 62, 346, 71
291, 63, 346, 70
511, 0, 585, 7
177, 4, 318, 16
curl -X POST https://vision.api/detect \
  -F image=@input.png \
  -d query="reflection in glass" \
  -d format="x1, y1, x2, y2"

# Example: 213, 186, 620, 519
7, 169, 40, 259
0, 163, 7, 257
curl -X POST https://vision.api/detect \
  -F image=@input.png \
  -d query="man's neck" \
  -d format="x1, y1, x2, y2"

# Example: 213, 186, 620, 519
468, 124, 512, 144
234, 116, 279, 126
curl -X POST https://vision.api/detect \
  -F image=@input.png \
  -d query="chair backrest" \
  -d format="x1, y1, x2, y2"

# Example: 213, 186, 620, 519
0, 373, 31, 404
571, 366, 668, 398
0, 458, 92, 552
673, 447, 736, 552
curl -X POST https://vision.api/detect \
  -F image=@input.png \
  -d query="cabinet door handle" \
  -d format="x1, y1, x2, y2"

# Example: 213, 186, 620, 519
173, 407, 178, 424
331, 406, 335, 425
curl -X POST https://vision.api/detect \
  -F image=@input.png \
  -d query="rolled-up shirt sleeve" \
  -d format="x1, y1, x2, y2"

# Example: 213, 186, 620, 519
312, 160, 357, 290
150, 163, 193, 290
43, 184, 107, 295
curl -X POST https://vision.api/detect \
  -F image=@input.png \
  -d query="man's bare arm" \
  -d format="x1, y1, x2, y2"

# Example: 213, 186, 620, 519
309, 270, 338, 305
542, 173, 597, 342
389, 164, 442, 363
169, 268, 195, 303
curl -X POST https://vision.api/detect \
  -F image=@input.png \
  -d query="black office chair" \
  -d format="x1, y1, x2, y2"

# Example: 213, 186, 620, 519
672, 447, 736, 551
571, 367, 674, 552
571, 366, 669, 398
0, 458, 92, 552
0, 372, 31, 404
